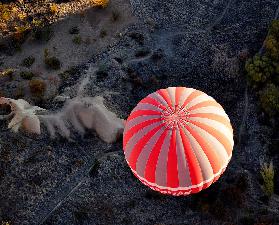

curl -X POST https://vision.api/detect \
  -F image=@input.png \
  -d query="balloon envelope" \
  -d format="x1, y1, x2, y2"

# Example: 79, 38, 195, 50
123, 87, 234, 196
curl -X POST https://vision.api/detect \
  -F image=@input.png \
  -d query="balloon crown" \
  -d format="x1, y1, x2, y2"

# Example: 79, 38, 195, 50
161, 104, 190, 129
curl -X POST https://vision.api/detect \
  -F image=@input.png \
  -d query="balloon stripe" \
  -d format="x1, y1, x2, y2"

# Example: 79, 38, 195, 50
183, 127, 214, 184
124, 118, 161, 148
125, 121, 162, 159
190, 106, 229, 118
128, 124, 165, 170
166, 87, 176, 107
151, 92, 169, 107
144, 129, 168, 183
183, 128, 214, 180
125, 115, 161, 133
189, 120, 233, 156
188, 117, 233, 147
157, 89, 173, 108
186, 94, 214, 109
136, 126, 166, 177
176, 128, 193, 187
140, 97, 166, 110
181, 90, 203, 109
167, 129, 179, 188
132, 103, 164, 113
184, 125, 222, 173
189, 113, 232, 131
187, 122, 229, 167
188, 100, 222, 112
155, 130, 172, 187
175, 87, 185, 106
127, 110, 161, 122
179, 128, 204, 186
179, 88, 195, 106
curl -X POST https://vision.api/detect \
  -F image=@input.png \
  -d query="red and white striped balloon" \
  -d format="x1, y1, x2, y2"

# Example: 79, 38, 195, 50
123, 87, 234, 196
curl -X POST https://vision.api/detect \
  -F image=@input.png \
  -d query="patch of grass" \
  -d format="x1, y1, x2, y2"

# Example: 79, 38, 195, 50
260, 162, 275, 198
72, 35, 82, 44
29, 79, 46, 96
20, 71, 35, 80
21, 56, 35, 68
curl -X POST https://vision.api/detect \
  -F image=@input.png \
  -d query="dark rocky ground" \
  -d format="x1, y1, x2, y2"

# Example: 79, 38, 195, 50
1, 0, 279, 225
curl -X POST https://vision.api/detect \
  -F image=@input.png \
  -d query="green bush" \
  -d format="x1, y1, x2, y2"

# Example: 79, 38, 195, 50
72, 35, 82, 44
20, 71, 35, 80
260, 83, 279, 116
45, 57, 61, 70
21, 56, 35, 68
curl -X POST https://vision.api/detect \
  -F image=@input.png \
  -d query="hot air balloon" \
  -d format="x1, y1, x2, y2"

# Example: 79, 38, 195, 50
123, 87, 234, 196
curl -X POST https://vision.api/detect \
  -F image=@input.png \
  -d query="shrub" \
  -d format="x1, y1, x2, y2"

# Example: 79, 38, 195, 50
44, 49, 60, 70
21, 56, 35, 68
58, 67, 79, 80
260, 162, 275, 198
260, 84, 279, 116
20, 71, 35, 80
29, 79, 46, 96
72, 35, 82, 44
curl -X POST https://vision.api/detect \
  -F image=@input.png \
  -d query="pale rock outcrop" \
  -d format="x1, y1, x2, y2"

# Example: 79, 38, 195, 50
0, 97, 45, 134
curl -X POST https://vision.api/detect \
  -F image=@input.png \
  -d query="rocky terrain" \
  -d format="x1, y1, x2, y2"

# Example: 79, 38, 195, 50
1, 0, 279, 225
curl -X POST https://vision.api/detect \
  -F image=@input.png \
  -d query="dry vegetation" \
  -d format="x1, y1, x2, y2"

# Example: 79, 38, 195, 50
0, 0, 109, 38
